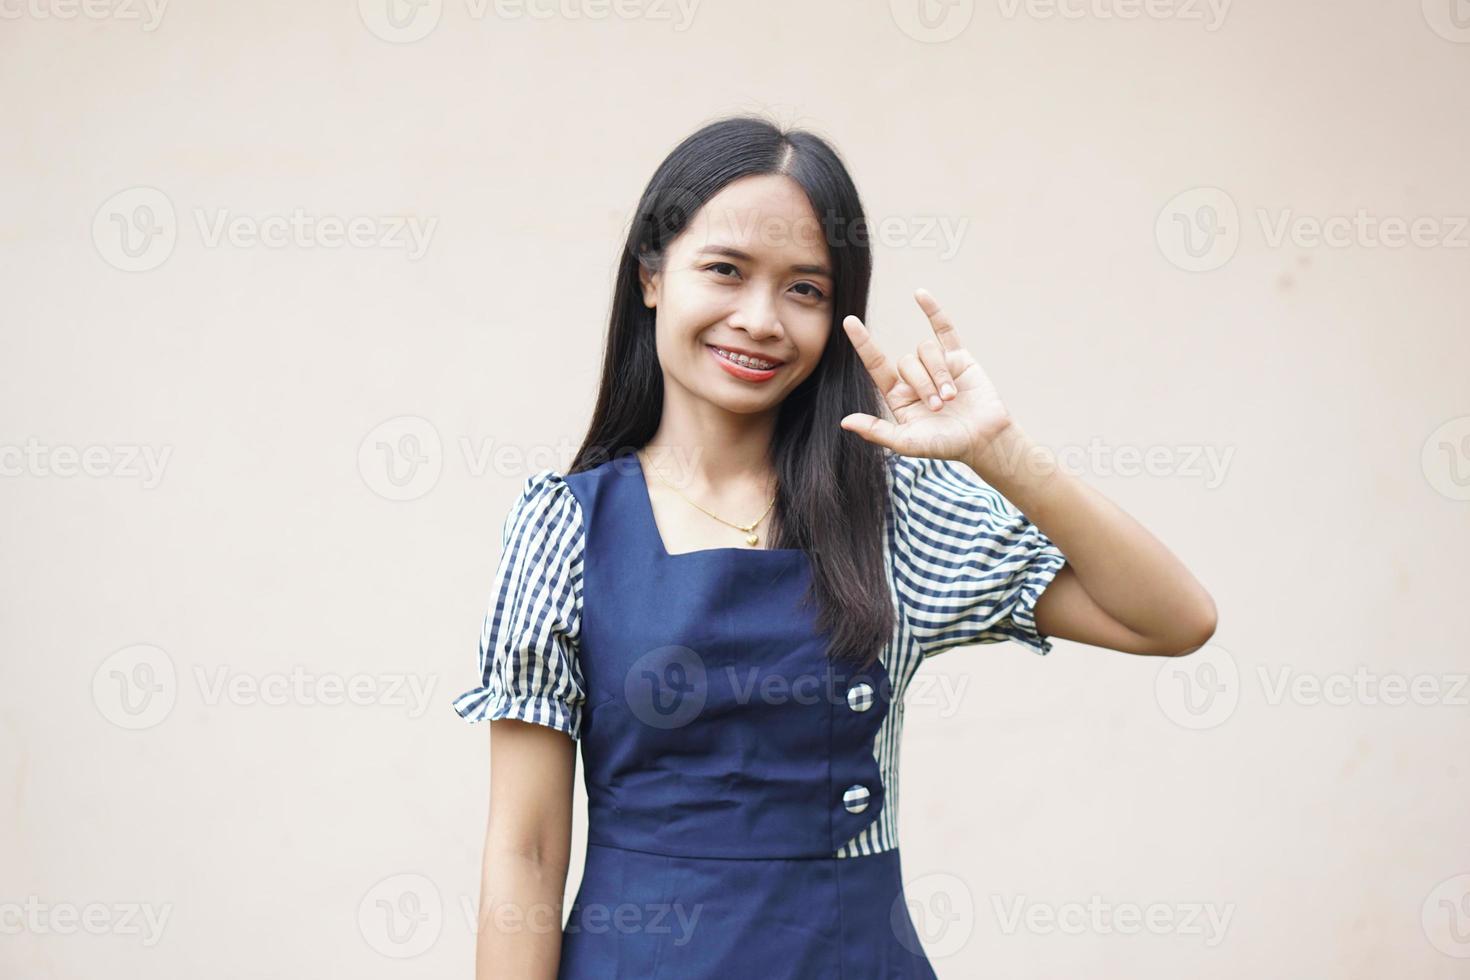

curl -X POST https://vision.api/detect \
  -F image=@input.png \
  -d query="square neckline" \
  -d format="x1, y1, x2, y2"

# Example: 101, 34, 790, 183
628, 452, 805, 560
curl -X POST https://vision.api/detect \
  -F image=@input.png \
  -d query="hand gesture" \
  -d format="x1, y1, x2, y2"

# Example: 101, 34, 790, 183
838, 288, 1013, 462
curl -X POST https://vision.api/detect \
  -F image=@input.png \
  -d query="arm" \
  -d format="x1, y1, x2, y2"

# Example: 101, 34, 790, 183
968, 420, 1218, 657
476, 719, 577, 980
838, 288, 1217, 659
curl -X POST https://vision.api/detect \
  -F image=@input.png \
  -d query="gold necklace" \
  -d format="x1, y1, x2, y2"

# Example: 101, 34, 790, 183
639, 449, 778, 547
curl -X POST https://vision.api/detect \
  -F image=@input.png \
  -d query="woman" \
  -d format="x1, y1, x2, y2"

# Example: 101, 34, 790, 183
452, 114, 1217, 978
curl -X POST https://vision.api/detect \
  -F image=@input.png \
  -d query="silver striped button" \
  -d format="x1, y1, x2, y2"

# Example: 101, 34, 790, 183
847, 682, 875, 712
842, 784, 870, 814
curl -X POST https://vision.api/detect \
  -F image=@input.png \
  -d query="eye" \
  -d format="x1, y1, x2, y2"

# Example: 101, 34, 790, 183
705, 262, 740, 278
792, 281, 827, 301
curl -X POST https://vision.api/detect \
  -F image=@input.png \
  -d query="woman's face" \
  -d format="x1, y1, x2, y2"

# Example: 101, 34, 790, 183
639, 174, 834, 415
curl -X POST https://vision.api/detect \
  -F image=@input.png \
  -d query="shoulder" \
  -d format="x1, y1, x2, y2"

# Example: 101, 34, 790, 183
500, 468, 586, 558
512, 467, 575, 508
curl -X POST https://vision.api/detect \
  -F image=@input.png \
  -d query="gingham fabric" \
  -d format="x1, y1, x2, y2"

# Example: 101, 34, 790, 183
452, 450, 1068, 857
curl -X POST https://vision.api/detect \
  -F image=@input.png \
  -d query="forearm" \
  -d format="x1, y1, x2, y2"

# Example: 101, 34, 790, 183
966, 421, 1217, 648
475, 848, 568, 980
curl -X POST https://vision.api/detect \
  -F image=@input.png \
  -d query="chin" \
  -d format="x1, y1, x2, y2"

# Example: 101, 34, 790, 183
706, 392, 781, 414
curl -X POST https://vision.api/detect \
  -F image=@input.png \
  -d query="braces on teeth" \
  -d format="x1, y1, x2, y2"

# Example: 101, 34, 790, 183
714, 347, 777, 369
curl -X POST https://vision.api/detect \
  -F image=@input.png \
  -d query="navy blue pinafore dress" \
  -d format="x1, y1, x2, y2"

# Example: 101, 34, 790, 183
554, 454, 939, 979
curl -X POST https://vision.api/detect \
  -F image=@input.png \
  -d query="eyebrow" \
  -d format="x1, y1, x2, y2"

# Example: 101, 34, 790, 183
694, 245, 832, 278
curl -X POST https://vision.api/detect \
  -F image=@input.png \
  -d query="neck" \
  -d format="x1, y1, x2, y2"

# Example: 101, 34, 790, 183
643, 393, 779, 491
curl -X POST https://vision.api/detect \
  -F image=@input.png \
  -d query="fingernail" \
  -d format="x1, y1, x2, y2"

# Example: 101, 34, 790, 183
941, 383, 955, 398
928, 395, 942, 411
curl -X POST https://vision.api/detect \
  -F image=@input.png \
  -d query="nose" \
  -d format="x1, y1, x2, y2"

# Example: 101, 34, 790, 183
727, 286, 783, 340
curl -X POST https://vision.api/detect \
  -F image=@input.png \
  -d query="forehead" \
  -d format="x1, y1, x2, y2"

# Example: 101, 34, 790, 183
677, 174, 830, 269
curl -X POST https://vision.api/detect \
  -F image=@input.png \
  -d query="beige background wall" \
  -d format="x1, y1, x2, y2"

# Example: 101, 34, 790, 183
3, 0, 1468, 976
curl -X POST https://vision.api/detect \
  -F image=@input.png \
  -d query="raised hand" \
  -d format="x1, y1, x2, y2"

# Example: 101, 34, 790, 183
838, 288, 1013, 463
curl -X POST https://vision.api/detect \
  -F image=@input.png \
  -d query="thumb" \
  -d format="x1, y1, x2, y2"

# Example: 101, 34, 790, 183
840, 413, 899, 448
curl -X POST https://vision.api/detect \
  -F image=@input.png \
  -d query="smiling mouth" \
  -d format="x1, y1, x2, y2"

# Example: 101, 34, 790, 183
707, 345, 783, 370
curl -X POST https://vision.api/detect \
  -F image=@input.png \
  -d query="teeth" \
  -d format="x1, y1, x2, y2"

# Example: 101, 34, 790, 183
714, 346, 777, 370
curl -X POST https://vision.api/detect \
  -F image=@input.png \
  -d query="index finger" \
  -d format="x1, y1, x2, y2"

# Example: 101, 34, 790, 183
914, 288, 964, 352
842, 314, 900, 395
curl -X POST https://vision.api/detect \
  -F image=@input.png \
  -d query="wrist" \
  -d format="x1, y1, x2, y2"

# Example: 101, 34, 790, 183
964, 421, 1059, 492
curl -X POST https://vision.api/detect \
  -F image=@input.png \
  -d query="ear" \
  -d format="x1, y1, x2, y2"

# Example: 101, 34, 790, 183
637, 262, 659, 309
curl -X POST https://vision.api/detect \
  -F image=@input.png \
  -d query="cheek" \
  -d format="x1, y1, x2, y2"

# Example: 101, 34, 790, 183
655, 288, 711, 344
791, 314, 831, 363
668, 273, 724, 313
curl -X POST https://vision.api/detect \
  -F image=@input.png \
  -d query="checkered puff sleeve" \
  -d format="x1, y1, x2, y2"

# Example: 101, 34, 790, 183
451, 469, 587, 738
888, 452, 1068, 658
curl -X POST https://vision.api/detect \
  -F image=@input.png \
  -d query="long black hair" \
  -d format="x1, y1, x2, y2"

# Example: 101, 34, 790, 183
569, 114, 891, 671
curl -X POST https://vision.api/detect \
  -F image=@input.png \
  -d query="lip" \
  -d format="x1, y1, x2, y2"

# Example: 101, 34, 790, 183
706, 344, 781, 381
